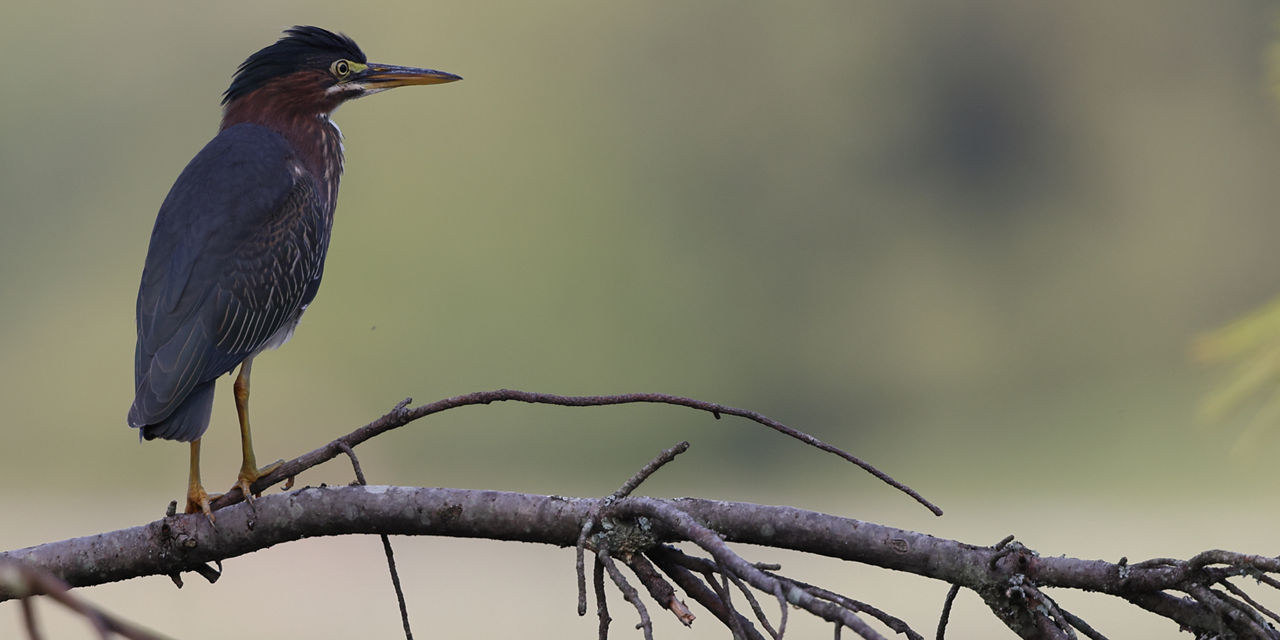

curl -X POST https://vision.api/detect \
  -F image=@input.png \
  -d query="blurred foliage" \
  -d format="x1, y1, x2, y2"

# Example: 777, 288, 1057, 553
1196, 296, 1280, 452
1195, 12, 1280, 453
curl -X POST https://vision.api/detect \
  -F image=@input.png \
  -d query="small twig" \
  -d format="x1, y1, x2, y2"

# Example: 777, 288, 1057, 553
1222, 577, 1280, 625
1190, 550, 1280, 573
722, 574, 741, 627
1023, 584, 1077, 640
936, 585, 959, 640
1187, 582, 1274, 637
377, 535, 412, 639
1, 560, 167, 640
1060, 608, 1110, 640
764, 573, 920, 640
623, 553, 694, 626
987, 535, 1020, 571
1122, 591, 1221, 634
757, 576, 921, 640
657, 546, 913, 640
993, 581, 1073, 640
390, 397, 414, 416
594, 557, 611, 639
724, 569, 779, 639
608, 441, 689, 503
338, 442, 369, 484
773, 581, 789, 639
707, 563, 751, 640
1128, 557, 1182, 570
1255, 572, 1280, 592
20, 598, 42, 640
1184, 583, 1252, 635
187, 562, 221, 585
598, 547, 653, 640
647, 547, 765, 640
339, 443, 413, 640
1042, 591, 1077, 640
577, 517, 594, 616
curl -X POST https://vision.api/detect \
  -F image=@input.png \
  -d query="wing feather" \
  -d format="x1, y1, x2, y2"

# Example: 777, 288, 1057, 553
128, 123, 331, 438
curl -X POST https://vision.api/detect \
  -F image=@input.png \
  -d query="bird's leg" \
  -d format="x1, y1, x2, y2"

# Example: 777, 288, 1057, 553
232, 357, 282, 501
185, 438, 221, 522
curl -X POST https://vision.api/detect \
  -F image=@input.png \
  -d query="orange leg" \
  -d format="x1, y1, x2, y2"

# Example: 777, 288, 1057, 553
232, 356, 282, 501
185, 438, 222, 521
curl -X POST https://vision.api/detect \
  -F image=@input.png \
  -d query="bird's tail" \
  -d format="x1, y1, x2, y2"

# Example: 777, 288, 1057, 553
134, 379, 217, 443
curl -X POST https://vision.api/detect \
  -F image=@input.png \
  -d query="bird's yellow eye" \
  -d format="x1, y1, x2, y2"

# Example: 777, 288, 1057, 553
331, 59, 352, 79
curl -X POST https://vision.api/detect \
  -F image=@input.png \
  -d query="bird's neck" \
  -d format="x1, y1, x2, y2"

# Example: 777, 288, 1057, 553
220, 103, 345, 207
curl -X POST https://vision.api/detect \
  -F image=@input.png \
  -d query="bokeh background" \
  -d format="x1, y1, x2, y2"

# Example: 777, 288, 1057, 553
4, 1, 1280, 637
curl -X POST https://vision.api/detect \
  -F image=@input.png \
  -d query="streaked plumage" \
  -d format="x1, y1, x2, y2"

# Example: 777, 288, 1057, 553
129, 122, 331, 441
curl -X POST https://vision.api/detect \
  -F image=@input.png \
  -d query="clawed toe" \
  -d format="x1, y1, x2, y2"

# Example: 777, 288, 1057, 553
235, 459, 284, 501
185, 485, 223, 523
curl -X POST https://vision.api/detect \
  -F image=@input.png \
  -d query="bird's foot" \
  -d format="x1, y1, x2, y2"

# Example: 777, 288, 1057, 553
185, 485, 223, 523
233, 459, 284, 502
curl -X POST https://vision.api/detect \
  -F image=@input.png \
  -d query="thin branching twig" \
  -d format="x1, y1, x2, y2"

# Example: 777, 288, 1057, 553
210, 390, 941, 516
599, 547, 654, 640
1221, 578, 1280, 626
0, 560, 167, 640
339, 442, 413, 640
762, 573, 921, 640
648, 547, 765, 640
1060, 608, 1110, 640
623, 554, 694, 627
936, 585, 959, 640
595, 557, 611, 640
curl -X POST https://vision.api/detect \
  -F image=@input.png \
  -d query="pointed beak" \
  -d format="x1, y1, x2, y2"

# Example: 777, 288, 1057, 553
360, 63, 462, 88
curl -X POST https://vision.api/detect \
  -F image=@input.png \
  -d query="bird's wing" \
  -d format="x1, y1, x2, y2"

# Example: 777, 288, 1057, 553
129, 123, 327, 428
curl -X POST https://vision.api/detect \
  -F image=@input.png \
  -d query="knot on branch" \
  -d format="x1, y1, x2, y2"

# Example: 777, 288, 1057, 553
988, 539, 1036, 575
592, 516, 660, 558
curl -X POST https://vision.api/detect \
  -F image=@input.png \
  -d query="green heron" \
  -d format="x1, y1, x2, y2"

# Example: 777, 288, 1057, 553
127, 26, 460, 520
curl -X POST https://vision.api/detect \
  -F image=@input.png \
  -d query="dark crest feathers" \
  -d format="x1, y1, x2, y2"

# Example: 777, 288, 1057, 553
222, 26, 366, 105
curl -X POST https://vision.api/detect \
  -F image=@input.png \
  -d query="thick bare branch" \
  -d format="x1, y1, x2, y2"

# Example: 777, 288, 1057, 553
4, 484, 1280, 637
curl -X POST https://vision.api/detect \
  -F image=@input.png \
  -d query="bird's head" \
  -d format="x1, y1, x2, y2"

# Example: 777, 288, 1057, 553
221, 26, 460, 120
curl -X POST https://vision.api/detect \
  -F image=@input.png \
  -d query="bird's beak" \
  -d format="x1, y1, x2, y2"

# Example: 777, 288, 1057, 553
359, 63, 462, 88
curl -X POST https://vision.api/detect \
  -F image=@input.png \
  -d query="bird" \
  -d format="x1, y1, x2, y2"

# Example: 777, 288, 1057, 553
127, 26, 460, 520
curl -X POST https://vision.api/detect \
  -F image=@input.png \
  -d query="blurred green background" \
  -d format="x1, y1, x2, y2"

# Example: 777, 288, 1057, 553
4, 1, 1280, 637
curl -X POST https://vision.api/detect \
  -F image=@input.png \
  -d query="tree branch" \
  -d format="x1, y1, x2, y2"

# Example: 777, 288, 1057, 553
5, 486, 1279, 637
6, 389, 1280, 637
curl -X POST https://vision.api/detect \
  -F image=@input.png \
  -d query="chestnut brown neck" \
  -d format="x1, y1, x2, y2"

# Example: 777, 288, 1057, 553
219, 72, 345, 207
